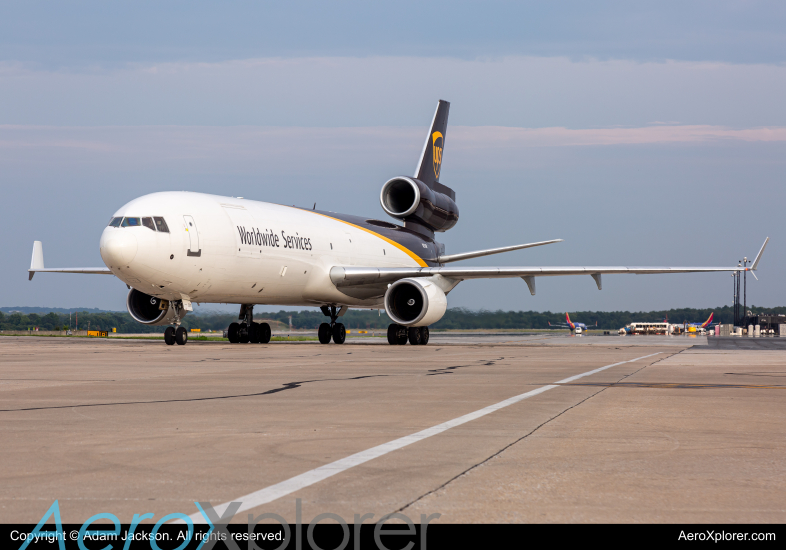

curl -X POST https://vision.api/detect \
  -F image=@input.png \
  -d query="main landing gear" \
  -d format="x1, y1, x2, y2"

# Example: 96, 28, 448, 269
387, 324, 429, 345
226, 304, 271, 344
318, 305, 347, 344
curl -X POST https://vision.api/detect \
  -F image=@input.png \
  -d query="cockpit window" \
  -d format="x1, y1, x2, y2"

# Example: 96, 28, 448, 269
153, 217, 170, 233
121, 217, 141, 227
108, 217, 122, 227
142, 217, 156, 231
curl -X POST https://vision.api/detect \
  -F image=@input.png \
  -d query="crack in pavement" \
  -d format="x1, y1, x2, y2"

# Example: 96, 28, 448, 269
395, 349, 682, 514
0, 373, 396, 412
0, 356, 512, 412
426, 357, 505, 376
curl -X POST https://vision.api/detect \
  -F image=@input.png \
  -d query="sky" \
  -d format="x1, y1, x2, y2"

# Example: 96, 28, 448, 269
1, 1, 784, 314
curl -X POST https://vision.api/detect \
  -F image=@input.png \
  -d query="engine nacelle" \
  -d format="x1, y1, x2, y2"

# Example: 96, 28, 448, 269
379, 177, 459, 232
384, 277, 447, 327
126, 289, 186, 326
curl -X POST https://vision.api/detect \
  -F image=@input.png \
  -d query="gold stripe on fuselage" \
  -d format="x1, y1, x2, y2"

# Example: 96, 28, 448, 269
307, 210, 428, 268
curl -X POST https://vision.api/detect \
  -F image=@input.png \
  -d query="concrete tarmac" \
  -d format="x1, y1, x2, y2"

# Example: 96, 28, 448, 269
0, 335, 784, 524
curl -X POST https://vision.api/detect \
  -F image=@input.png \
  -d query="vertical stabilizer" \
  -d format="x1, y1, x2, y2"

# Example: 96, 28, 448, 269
566, 312, 575, 330
414, 100, 450, 190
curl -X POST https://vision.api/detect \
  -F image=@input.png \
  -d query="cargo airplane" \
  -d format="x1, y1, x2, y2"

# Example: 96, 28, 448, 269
28, 101, 770, 346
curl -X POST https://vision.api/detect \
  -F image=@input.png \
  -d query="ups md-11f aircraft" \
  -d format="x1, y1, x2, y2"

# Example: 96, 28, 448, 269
28, 101, 769, 346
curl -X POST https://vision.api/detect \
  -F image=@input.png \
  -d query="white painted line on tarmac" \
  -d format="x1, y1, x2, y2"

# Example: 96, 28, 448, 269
189, 352, 660, 521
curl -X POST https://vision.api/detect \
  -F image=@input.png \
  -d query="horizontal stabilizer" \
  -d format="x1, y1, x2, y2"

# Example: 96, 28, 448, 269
439, 239, 563, 263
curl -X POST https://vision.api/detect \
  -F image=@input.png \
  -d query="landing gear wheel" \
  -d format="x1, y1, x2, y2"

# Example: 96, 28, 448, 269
227, 322, 240, 343
259, 322, 271, 344
175, 326, 188, 345
387, 324, 399, 345
408, 327, 422, 345
249, 322, 261, 343
318, 323, 332, 344
419, 326, 429, 345
239, 323, 250, 343
332, 323, 346, 344
396, 325, 408, 345
164, 326, 175, 346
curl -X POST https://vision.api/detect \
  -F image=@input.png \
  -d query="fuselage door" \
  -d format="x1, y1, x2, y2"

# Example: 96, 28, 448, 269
183, 215, 201, 257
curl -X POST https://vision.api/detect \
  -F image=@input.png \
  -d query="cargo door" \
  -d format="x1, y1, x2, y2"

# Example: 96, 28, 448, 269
221, 205, 258, 258
331, 231, 354, 265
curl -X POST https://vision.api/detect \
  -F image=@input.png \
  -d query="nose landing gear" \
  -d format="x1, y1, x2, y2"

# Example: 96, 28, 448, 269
164, 300, 188, 346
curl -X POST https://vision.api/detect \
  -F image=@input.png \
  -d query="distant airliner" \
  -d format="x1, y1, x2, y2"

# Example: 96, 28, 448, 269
27, 100, 769, 346
549, 313, 597, 333
681, 312, 716, 333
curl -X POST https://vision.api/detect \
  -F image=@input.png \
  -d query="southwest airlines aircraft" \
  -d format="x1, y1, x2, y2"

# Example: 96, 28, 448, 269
28, 101, 769, 347
549, 313, 597, 333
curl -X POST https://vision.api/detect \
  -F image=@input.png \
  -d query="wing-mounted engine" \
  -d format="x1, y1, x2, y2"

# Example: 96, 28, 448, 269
127, 288, 187, 325
380, 176, 459, 233
384, 277, 447, 327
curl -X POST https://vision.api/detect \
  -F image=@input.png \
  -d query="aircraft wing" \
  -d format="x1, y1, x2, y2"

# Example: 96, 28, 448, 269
28, 267, 113, 280
27, 241, 112, 280
331, 264, 753, 288
332, 237, 769, 291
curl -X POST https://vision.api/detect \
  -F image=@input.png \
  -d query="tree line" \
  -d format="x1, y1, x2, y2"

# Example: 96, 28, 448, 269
1, 305, 784, 333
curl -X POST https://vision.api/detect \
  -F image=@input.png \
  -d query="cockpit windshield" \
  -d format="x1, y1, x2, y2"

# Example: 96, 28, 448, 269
110, 216, 168, 231
153, 217, 170, 233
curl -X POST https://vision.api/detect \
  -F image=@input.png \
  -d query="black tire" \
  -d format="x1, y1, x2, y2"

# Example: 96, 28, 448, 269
239, 323, 250, 343
332, 323, 346, 344
175, 326, 188, 345
318, 323, 332, 344
387, 324, 399, 345
164, 326, 176, 346
420, 326, 430, 345
396, 325, 408, 345
408, 327, 422, 345
249, 322, 261, 344
259, 322, 271, 344
227, 322, 240, 343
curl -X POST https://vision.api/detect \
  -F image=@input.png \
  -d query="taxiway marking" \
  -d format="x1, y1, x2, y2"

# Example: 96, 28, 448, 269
188, 352, 661, 521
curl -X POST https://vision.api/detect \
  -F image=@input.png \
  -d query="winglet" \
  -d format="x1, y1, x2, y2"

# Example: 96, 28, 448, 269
29, 241, 44, 280
751, 237, 769, 271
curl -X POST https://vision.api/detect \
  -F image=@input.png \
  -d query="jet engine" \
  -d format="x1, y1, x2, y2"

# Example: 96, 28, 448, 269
126, 289, 186, 325
380, 177, 459, 232
384, 277, 447, 327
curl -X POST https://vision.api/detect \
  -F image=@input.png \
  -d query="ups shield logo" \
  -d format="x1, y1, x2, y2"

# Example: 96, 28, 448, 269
431, 131, 444, 179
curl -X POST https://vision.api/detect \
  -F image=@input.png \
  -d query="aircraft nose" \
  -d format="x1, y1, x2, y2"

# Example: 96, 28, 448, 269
100, 228, 138, 267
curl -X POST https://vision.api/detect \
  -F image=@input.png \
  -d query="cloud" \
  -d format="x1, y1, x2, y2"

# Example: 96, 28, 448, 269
2, 56, 786, 129
1, 124, 784, 169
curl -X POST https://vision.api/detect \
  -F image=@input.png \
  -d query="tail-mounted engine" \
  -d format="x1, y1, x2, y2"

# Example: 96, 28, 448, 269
126, 289, 186, 326
380, 177, 459, 233
384, 277, 448, 327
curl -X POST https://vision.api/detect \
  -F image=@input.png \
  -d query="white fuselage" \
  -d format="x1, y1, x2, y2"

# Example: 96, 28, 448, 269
99, 192, 426, 308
